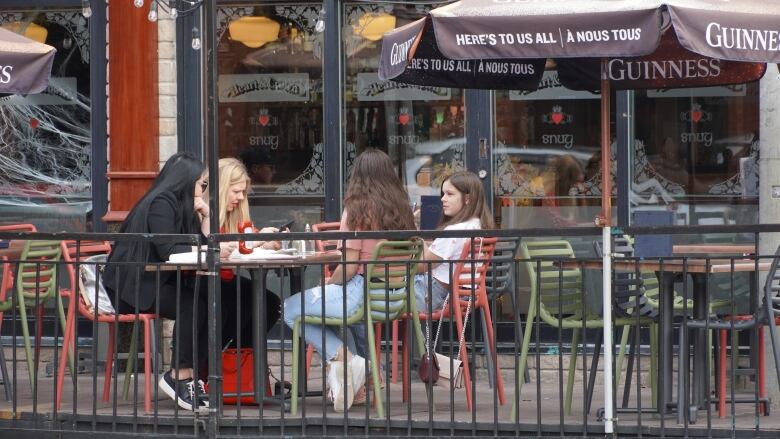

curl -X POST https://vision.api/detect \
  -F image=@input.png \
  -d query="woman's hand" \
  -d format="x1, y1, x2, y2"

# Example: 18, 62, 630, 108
194, 196, 210, 220
219, 241, 237, 259
256, 227, 281, 250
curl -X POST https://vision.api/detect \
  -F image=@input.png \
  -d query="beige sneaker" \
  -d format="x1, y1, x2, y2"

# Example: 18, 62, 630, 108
327, 360, 353, 412
348, 355, 366, 405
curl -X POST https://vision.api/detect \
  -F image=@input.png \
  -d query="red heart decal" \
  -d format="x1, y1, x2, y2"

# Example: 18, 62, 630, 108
398, 113, 410, 125
691, 111, 702, 123
258, 115, 270, 126
551, 112, 563, 125
30, 118, 39, 129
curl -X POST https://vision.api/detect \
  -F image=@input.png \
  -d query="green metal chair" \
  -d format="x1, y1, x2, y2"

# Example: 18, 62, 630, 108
511, 239, 656, 420
289, 238, 425, 417
0, 240, 64, 392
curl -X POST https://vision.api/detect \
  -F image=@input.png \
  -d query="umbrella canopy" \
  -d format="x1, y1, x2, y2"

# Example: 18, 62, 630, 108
381, 0, 774, 89
378, 2, 780, 432
0, 26, 56, 95
417, 0, 780, 62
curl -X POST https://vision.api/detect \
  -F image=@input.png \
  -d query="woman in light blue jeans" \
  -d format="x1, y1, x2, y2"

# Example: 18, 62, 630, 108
282, 148, 416, 412
283, 276, 366, 363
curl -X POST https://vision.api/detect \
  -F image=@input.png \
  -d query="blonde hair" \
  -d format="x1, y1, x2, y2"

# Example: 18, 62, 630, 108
218, 157, 251, 233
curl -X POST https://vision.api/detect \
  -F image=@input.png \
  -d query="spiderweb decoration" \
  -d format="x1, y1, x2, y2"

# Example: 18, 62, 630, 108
0, 85, 91, 206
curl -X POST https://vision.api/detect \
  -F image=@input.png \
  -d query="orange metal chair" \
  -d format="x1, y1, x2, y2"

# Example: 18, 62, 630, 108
304, 222, 341, 376
56, 240, 159, 413
716, 316, 774, 418
394, 237, 506, 410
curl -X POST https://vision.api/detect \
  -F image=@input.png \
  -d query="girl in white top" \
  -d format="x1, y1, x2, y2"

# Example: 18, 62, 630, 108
415, 171, 495, 312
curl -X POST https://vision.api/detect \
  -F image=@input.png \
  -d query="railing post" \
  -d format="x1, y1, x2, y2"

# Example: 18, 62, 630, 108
602, 226, 615, 434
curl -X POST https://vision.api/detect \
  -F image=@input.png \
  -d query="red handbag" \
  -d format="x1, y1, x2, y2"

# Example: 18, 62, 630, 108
221, 348, 272, 405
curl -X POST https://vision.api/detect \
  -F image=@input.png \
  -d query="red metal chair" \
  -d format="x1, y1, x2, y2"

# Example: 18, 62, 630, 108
394, 237, 506, 410
716, 316, 774, 418
56, 241, 159, 413
304, 222, 341, 376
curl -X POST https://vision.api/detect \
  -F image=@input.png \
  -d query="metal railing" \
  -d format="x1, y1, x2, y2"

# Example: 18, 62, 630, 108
0, 225, 778, 438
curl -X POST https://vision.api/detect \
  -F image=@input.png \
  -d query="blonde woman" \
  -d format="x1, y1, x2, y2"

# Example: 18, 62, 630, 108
217, 157, 281, 348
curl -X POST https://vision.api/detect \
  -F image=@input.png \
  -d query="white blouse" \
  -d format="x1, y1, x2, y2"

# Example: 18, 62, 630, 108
428, 217, 482, 284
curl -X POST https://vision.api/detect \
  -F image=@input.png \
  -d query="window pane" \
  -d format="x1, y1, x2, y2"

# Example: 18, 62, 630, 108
493, 71, 605, 229
632, 84, 759, 227
0, 11, 91, 231
217, 4, 325, 228
343, 3, 465, 205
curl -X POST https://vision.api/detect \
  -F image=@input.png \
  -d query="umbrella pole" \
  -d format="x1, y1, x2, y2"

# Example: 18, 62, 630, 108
600, 58, 615, 435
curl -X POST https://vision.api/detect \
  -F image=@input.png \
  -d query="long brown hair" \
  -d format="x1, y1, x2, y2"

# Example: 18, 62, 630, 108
439, 171, 495, 229
343, 148, 415, 231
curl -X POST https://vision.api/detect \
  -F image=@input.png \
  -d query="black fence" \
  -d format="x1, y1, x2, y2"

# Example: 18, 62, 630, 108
0, 225, 779, 438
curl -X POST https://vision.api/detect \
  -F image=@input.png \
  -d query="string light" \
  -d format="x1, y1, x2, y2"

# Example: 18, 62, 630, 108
130, 0, 204, 49
191, 26, 201, 51
134, 0, 202, 22
315, 8, 326, 33
82, 0, 92, 18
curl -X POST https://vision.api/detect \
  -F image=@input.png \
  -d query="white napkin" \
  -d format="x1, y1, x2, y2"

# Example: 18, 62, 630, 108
229, 248, 301, 261
167, 251, 207, 264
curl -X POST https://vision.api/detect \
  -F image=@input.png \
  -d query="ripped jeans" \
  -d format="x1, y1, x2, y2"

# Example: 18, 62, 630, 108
283, 275, 366, 362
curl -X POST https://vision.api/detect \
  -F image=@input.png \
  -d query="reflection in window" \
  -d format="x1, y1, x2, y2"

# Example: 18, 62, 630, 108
217, 5, 324, 197
0, 11, 91, 231
633, 84, 759, 226
493, 71, 603, 228
343, 3, 464, 202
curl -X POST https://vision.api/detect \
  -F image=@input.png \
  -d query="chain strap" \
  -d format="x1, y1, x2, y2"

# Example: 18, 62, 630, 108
424, 237, 483, 360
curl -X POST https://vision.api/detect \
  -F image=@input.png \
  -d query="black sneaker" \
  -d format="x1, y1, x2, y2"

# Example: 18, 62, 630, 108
158, 370, 209, 412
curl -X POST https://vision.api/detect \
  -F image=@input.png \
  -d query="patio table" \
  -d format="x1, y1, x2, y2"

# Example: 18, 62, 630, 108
148, 250, 342, 409
558, 245, 767, 423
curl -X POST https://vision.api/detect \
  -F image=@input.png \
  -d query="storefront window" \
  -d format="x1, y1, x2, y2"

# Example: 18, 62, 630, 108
632, 84, 759, 227
493, 71, 605, 229
343, 3, 465, 205
217, 4, 324, 229
0, 11, 91, 231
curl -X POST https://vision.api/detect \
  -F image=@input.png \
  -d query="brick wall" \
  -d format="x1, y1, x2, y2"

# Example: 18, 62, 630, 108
157, 14, 177, 168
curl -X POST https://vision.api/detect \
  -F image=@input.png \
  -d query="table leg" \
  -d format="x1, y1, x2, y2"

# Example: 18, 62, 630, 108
660, 272, 676, 414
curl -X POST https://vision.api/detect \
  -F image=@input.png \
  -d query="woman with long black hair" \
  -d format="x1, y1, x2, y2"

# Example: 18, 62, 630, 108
103, 152, 211, 412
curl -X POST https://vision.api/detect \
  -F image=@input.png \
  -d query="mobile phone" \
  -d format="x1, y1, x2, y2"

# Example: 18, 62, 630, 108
279, 219, 295, 231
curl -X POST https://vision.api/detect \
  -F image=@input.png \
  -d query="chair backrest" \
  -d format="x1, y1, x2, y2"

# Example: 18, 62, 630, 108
16, 240, 62, 304
451, 237, 497, 309
0, 223, 37, 233
519, 240, 585, 324
312, 222, 341, 278
311, 222, 341, 252
762, 245, 780, 317
365, 238, 424, 322
61, 241, 113, 317
594, 237, 658, 319
485, 237, 519, 299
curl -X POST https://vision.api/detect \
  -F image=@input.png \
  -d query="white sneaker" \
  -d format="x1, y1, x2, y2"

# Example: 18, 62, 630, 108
327, 360, 353, 412
349, 355, 366, 401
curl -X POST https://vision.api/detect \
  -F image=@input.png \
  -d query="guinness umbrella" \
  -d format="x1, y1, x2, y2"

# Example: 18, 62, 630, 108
0, 26, 56, 95
379, 0, 780, 431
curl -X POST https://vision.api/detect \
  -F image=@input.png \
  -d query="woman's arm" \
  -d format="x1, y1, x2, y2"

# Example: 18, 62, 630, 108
326, 248, 360, 285
416, 244, 442, 276
148, 194, 197, 258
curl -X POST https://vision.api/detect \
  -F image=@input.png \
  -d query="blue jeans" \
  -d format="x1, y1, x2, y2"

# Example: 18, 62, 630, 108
413, 273, 450, 313
283, 275, 366, 362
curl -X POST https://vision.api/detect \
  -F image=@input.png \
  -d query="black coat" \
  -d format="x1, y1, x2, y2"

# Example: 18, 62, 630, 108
103, 190, 203, 311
